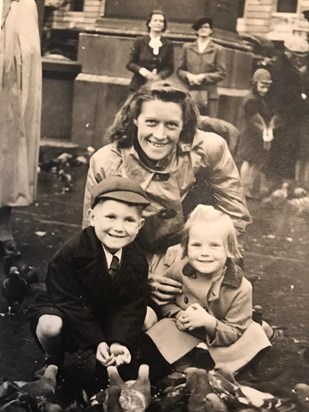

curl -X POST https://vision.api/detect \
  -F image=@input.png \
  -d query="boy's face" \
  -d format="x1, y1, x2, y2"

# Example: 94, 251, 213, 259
187, 222, 227, 277
88, 199, 145, 253
256, 81, 271, 96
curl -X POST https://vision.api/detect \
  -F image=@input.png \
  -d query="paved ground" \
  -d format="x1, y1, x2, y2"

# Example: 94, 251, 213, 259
0, 149, 308, 407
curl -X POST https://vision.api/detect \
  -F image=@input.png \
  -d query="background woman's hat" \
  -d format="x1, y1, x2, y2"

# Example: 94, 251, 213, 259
90, 176, 150, 208
192, 17, 213, 31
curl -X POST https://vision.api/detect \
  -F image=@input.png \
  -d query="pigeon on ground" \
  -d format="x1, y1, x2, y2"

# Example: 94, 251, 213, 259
292, 383, 309, 411
18, 365, 58, 400
2, 267, 30, 313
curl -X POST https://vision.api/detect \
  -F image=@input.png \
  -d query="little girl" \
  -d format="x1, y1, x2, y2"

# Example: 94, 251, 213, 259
237, 68, 275, 199
146, 205, 271, 374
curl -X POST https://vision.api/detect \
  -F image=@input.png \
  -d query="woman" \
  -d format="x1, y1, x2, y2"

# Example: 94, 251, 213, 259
0, 0, 42, 257
126, 10, 174, 91
83, 81, 251, 306
177, 17, 226, 117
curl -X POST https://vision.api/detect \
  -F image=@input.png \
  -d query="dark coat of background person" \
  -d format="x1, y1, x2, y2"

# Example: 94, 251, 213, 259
29, 227, 148, 354
237, 90, 273, 167
126, 35, 174, 91
268, 54, 305, 180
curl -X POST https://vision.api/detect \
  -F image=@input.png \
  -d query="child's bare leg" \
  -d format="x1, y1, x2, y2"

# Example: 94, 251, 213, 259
36, 314, 63, 359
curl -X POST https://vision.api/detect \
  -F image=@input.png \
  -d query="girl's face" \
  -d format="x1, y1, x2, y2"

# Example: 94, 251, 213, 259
148, 13, 165, 33
134, 99, 184, 161
256, 81, 271, 96
187, 222, 228, 277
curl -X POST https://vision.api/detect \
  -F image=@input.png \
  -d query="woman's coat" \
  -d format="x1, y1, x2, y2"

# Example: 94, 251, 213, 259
0, 0, 41, 207
126, 35, 174, 91
82, 131, 251, 253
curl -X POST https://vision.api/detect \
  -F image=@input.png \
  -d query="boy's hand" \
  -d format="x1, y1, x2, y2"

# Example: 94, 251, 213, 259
96, 342, 115, 367
181, 303, 217, 331
110, 343, 131, 366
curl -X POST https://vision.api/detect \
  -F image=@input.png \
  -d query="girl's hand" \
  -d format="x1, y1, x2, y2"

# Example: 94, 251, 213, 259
110, 343, 131, 366
148, 275, 182, 306
181, 303, 217, 331
175, 310, 187, 331
96, 342, 115, 367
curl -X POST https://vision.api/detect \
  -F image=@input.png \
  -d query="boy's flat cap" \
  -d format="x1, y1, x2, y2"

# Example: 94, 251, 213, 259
90, 176, 150, 207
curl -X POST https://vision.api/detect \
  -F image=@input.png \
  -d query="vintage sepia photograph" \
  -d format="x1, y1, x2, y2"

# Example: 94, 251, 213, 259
0, 0, 308, 410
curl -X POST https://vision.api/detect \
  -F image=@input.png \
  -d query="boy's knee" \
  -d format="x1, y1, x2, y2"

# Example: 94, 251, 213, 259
143, 306, 158, 331
37, 314, 63, 338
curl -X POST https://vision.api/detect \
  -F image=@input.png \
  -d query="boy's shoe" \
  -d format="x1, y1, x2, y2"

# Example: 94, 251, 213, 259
34, 355, 63, 379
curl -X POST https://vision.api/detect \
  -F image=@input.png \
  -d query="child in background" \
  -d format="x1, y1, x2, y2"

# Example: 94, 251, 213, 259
29, 177, 150, 384
237, 68, 275, 199
146, 205, 271, 374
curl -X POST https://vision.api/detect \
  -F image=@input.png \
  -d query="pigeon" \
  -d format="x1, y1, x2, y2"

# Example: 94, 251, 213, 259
58, 170, 73, 193
0, 296, 9, 314
2, 267, 30, 313
18, 365, 58, 400
0, 379, 19, 401
95, 365, 151, 412
106, 386, 123, 412
204, 393, 228, 412
292, 383, 309, 411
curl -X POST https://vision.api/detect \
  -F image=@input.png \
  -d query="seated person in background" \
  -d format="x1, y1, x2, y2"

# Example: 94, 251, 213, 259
145, 205, 271, 376
29, 177, 150, 384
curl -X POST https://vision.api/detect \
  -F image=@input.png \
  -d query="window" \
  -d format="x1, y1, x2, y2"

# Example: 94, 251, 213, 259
276, 0, 298, 13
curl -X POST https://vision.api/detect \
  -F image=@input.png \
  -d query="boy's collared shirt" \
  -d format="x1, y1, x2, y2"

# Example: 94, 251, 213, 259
102, 245, 122, 269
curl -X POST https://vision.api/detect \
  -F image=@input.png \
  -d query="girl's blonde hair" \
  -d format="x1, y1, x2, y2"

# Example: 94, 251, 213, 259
181, 205, 242, 260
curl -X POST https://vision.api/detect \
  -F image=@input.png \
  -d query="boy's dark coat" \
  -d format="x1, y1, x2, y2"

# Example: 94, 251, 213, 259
29, 227, 148, 353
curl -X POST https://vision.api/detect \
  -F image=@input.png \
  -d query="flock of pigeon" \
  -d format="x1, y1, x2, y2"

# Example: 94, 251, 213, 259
0, 362, 309, 412
262, 182, 309, 215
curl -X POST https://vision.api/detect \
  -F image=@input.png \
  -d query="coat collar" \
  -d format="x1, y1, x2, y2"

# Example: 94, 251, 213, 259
182, 258, 243, 288
188, 39, 216, 54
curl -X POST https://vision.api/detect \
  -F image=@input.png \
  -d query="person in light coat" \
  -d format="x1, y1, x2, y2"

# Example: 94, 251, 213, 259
82, 81, 251, 314
177, 17, 226, 117
146, 206, 271, 374
0, 0, 42, 257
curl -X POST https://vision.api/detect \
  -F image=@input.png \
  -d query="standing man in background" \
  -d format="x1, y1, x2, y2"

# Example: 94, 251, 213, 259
0, 0, 42, 257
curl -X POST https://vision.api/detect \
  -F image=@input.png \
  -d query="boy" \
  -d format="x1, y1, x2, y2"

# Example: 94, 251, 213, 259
29, 176, 150, 378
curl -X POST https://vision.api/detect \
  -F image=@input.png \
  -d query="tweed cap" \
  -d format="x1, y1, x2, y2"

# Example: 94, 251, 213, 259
284, 36, 309, 54
90, 176, 150, 208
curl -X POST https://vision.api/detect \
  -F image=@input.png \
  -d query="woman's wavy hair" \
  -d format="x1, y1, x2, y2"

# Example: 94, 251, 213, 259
181, 205, 242, 260
146, 9, 167, 32
107, 81, 199, 149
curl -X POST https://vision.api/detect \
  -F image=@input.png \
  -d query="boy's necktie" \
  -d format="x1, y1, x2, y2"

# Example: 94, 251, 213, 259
108, 255, 120, 278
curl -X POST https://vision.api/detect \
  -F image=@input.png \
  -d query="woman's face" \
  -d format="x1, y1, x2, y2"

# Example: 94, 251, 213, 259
148, 13, 165, 33
134, 99, 184, 161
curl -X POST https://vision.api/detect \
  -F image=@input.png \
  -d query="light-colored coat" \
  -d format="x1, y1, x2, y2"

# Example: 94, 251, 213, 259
83, 131, 251, 253
146, 259, 271, 372
177, 39, 226, 100
0, 0, 41, 207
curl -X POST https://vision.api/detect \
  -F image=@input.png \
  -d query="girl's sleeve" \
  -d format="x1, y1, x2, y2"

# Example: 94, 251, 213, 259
206, 278, 252, 347
159, 264, 183, 318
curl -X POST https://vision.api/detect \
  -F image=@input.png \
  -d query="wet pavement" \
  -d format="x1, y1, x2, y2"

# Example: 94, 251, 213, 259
0, 148, 309, 407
